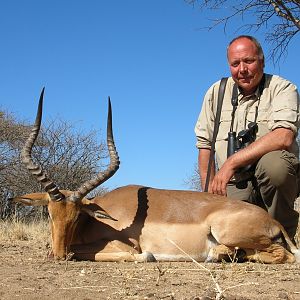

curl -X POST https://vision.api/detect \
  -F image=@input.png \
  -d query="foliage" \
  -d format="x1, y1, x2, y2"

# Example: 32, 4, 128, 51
185, 0, 300, 62
0, 110, 109, 220
184, 163, 201, 191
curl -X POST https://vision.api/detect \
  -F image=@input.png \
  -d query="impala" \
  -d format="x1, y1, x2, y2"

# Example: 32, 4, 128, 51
11, 89, 300, 264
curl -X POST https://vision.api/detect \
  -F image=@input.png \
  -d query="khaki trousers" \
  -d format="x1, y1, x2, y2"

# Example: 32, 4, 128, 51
227, 150, 300, 239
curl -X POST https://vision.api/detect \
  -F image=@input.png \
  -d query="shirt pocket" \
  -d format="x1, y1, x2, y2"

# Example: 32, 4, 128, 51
246, 108, 269, 122
216, 110, 232, 141
246, 108, 270, 138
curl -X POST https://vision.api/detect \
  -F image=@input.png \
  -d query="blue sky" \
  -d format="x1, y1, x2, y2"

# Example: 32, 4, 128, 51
0, 1, 299, 191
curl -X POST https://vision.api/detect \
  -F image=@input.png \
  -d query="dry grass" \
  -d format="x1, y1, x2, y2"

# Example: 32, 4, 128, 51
0, 218, 50, 245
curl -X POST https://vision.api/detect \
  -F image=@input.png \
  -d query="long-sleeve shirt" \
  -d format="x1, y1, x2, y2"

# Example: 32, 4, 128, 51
194, 74, 300, 169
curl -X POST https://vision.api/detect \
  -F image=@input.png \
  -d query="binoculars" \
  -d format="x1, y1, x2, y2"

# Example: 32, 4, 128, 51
227, 122, 258, 175
227, 122, 258, 157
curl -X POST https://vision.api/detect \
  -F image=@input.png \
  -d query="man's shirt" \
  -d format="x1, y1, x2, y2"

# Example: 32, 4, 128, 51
194, 74, 300, 169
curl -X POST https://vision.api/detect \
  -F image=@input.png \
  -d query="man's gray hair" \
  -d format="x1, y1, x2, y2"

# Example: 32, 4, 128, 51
227, 35, 265, 63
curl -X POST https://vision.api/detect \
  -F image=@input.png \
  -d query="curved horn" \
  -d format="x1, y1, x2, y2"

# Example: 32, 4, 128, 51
21, 88, 65, 201
71, 97, 120, 202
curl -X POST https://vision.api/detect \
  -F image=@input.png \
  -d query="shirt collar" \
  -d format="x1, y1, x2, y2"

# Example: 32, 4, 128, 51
237, 85, 261, 102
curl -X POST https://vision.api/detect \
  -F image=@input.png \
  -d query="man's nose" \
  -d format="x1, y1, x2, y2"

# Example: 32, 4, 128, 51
239, 62, 247, 73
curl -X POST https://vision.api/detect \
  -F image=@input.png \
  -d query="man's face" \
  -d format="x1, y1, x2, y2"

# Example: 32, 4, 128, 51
227, 38, 264, 95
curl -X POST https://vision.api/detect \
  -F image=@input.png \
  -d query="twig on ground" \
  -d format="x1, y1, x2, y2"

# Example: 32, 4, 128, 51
156, 263, 171, 286
166, 238, 223, 299
167, 238, 259, 300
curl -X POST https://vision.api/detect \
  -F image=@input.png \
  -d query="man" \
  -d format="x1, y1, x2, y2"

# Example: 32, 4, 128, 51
194, 35, 300, 239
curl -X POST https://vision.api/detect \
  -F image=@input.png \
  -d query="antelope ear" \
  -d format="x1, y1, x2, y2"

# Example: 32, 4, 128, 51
9, 193, 50, 206
81, 205, 118, 222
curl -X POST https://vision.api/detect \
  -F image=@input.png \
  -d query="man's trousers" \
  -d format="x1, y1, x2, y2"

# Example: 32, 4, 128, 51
227, 150, 299, 240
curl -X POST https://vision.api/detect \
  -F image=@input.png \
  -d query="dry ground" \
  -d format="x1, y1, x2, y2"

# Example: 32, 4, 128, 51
0, 220, 300, 300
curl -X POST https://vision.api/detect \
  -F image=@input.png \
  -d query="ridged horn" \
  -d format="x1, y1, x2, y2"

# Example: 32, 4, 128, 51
71, 97, 120, 202
21, 88, 65, 201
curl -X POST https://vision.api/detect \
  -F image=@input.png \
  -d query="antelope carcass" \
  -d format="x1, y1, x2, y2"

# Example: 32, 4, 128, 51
11, 90, 300, 264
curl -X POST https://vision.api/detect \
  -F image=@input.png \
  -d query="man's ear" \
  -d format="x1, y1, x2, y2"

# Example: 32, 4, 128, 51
81, 203, 118, 222
9, 193, 50, 206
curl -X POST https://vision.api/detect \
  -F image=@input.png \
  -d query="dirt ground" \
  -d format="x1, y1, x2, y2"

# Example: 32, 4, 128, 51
0, 240, 299, 300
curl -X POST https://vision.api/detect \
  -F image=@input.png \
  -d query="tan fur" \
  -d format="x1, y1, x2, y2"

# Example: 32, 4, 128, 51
12, 184, 299, 263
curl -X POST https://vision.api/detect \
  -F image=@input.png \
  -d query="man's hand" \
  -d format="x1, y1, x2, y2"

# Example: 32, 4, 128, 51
209, 128, 294, 196
210, 159, 235, 195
